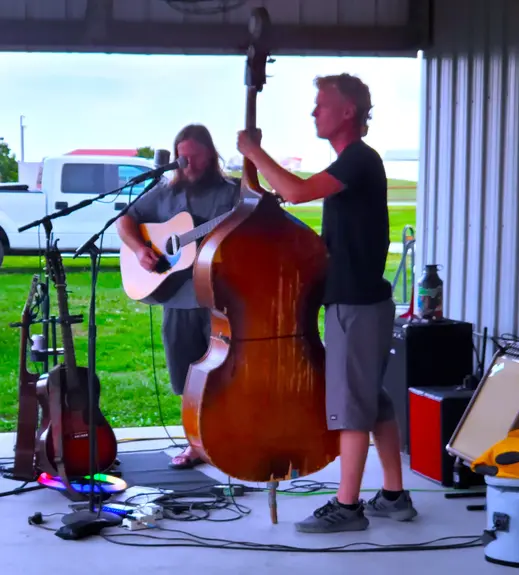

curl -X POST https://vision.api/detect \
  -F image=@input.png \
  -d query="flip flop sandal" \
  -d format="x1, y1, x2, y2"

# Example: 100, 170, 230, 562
169, 453, 204, 470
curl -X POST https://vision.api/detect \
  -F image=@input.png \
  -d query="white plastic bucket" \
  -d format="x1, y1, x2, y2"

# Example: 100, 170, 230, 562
484, 475, 519, 568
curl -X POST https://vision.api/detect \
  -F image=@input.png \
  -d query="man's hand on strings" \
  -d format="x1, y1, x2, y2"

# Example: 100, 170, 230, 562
135, 245, 159, 272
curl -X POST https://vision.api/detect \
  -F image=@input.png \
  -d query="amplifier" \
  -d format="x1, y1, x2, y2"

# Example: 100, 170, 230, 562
447, 346, 519, 465
382, 318, 474, 453
409, 386, 474, 486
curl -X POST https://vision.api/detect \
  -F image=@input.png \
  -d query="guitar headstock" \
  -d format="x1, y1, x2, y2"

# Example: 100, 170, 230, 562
245, 7, 273, 93
21, 274, 40, 322
24, 275, 39, 308
46, 241, 67, 287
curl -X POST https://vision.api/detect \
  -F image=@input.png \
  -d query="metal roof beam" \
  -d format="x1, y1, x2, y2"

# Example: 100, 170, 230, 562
0, 18, 423, 55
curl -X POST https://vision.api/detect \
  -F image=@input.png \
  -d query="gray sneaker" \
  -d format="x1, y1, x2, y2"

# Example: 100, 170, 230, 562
295, 498, 370, 533
363, 490, 418, 521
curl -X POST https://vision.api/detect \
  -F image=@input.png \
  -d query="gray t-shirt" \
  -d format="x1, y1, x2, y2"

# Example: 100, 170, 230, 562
126, 174, 240, 309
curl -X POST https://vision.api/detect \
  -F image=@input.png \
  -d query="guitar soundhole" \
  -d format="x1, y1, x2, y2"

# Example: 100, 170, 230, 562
165, 236, 180, 255
155, 256, 171, 274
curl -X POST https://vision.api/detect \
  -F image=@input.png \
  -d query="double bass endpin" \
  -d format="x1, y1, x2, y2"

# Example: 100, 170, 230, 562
267, 480, 279, 524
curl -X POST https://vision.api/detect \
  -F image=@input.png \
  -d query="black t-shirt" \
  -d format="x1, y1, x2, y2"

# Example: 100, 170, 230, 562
321, 140, 392, 305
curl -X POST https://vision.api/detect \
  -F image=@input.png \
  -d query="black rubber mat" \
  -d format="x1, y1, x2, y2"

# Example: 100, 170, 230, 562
116, 450, 217, 492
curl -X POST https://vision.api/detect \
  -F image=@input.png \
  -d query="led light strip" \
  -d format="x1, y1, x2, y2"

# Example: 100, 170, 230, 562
37, 472, 127, 495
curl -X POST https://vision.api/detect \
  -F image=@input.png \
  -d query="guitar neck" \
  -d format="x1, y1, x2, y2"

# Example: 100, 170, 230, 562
178, 210, 233, 248
55, 283, 80, 385
18, 276, 39, 380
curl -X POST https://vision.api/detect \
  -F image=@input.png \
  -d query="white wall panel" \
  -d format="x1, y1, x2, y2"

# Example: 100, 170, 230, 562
418, 0, 519, 355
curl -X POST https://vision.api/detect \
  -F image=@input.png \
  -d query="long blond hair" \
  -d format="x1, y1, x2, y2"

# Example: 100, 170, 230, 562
171, 123, 225, 183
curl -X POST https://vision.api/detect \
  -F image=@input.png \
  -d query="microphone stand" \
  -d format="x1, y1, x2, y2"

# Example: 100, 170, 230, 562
63, 175, 161, 528
18, 174, 161, 530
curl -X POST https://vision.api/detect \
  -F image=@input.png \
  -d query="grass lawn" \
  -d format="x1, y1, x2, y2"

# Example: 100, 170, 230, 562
229, 171, 416, 204
0, 204, 415, 432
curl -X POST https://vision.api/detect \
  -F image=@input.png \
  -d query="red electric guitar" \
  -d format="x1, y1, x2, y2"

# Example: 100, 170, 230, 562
35, 243, 117, 493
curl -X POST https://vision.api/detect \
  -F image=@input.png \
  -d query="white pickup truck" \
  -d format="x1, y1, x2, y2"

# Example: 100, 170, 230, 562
0, 154, 157, 266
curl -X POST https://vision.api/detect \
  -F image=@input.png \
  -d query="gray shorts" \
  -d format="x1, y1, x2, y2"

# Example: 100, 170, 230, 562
324, 299, 396, 432
162, 307, 211, 395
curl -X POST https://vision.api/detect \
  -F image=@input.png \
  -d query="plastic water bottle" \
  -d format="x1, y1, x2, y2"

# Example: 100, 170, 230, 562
417, 264, 443, 319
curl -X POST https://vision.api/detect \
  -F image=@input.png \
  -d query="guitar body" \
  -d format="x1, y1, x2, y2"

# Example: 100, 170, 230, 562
120, 211, 198, 302
12, 275, 41, 481
35, 364, 117, 478
12, 369, 40, 480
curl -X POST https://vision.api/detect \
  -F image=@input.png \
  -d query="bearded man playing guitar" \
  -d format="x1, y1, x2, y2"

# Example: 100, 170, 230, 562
237, 73, 418, 532
117, 124, 240, 469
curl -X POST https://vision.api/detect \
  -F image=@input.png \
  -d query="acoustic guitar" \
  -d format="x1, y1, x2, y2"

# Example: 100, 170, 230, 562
119, 209, 233, 302
11, 274, 41, 481
35, 242, 117, 489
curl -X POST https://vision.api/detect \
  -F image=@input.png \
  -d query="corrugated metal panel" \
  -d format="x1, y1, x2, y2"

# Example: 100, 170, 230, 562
418, 0, 519, 357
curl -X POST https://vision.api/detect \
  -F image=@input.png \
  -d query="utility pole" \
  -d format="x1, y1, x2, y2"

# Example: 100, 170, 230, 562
20, 115, 26, 162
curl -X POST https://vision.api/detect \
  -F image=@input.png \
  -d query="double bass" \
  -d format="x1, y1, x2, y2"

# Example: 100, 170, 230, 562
182, 8, 339, 485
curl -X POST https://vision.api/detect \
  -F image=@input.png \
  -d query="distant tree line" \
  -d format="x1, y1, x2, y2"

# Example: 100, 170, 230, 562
0, 141, 18, 182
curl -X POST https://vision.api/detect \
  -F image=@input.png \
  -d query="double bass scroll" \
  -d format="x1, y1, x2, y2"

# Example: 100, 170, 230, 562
182, 7, 339, 485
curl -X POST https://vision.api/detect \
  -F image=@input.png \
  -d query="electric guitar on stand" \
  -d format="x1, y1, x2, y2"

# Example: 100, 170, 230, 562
35, 242, 117, 494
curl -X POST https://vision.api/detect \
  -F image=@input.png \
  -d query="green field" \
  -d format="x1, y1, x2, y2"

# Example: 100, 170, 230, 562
0, 204, 416, 432
230, 171, 417, 203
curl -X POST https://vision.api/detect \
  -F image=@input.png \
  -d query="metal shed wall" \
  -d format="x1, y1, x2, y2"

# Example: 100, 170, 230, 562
417, 0, 519, 348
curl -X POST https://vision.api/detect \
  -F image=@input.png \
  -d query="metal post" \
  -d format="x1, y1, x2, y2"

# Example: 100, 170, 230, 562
20, 115, 26, 162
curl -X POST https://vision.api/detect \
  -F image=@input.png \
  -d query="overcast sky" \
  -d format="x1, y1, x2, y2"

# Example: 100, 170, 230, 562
0, 51, 422, 172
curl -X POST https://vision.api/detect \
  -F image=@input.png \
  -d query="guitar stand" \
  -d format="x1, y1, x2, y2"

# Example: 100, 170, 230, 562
0, 482, 45, 499
7, 278, 83, 489
59, 242, 122, 527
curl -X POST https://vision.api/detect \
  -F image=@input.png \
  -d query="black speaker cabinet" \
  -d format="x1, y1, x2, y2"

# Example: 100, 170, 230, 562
383, 318, 474, 453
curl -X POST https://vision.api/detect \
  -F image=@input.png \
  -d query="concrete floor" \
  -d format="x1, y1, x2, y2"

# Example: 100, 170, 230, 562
0, 426, 506, 575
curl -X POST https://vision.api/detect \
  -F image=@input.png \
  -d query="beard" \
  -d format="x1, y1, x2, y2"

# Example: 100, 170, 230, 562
182, 168, 222, 192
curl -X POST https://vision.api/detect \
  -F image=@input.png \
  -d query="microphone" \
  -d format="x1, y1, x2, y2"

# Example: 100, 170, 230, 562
154, 148, 171, 167
129, 156, 188, 185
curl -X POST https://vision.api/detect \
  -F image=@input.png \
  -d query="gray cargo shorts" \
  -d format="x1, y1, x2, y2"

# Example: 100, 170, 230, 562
324, 298, 396, 432
162, 307, 211, 395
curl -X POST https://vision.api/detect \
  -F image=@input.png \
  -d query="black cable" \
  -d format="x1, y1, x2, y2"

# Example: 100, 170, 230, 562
148, 306, 183, 450
27, 498, 483, 554
100, 528, 482, 553
24, 476, 484, 554
157, 491, 251, 522
28, 511, 66, 532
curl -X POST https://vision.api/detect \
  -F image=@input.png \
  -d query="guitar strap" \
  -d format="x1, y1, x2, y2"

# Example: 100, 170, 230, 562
47, 368, 86, 502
